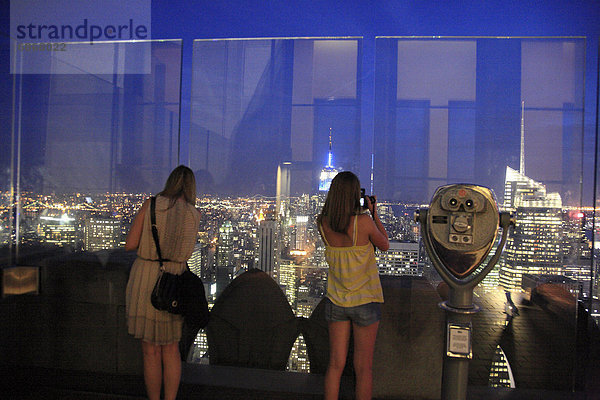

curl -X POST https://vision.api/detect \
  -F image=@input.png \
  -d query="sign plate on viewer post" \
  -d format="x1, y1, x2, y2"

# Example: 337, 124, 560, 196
446, 323, 472, 359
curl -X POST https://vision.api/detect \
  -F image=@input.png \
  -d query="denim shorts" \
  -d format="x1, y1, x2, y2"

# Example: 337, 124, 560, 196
324, 299, 382, 327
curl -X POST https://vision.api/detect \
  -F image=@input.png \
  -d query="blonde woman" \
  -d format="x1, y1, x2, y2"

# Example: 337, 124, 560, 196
318, 171, 389, 400
125, 165, 201, 400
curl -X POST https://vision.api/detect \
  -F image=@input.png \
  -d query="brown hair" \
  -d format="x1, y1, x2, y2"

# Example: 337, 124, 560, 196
158, 165, 197, 206
317, 171, 361, 233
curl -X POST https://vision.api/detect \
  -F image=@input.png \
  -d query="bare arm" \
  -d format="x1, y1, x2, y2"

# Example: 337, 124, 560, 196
124, 198, 150, 251
366, 196, 389, 251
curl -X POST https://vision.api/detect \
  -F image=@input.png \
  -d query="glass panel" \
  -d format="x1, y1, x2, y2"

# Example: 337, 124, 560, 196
189, 37, 362, 370
375, 36, 586, 391
189, 38, 362, 196
375, 37, 585, 206
4, 39, 183, 260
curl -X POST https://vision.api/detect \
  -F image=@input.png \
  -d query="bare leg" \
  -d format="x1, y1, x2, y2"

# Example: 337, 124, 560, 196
352, 321, 379, 400
162, 342, 181, 400
142, 341, 162, 400
324, 320, 351, 400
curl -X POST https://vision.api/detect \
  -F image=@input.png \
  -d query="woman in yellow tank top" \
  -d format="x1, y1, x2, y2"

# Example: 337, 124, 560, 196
318, 171, 389, 400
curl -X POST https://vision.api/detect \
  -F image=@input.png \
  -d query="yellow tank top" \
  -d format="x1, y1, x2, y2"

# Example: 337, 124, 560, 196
320, 215, 384, 307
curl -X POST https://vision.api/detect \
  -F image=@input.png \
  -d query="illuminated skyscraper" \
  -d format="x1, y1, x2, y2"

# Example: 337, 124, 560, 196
499, 167, 562, 291
296, 284, 313, 318
216, 221, 234, 297
38, 214, 79, 248
278, 262, 297, 308
217, 221, 234, 267
84, 216, 120, 251
276, 162, 292, 219
295, 215, 308, 251
188, 243, 204, 277
293, 284, 313, 371
258, 218, 277, 276
502, 166, 546, 210
318, 128, 340, 192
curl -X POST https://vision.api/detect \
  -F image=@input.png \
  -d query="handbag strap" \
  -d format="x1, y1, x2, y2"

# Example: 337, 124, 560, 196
150, 196, 165, 270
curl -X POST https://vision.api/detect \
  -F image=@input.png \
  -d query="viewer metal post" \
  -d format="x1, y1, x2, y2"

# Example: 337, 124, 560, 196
415, 184, 514, 400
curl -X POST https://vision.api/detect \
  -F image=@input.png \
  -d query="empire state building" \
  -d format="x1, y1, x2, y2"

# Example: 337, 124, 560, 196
319, 128, 340, 191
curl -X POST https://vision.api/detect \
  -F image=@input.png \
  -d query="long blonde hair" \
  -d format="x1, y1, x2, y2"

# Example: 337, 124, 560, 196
318, 171, 361, 233
158, 165, 197, 206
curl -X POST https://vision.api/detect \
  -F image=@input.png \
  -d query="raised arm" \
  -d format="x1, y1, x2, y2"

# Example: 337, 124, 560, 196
365, 195, 389, 251
125, 198, 150, 251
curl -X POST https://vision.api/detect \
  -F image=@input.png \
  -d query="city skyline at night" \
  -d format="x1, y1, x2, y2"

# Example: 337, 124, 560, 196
0, 164, 593, 373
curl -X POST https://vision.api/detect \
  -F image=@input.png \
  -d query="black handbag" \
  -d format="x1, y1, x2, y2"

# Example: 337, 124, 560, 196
149, 196, 184, 315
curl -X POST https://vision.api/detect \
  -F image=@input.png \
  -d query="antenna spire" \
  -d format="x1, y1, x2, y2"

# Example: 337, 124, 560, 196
520, 100, 525, 175
327, 127, 333, 168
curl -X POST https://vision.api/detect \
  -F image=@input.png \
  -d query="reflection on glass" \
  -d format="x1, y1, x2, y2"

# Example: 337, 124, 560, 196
5, 40, 183, 257
374, 37, 585, 205
190, 38, 361, 196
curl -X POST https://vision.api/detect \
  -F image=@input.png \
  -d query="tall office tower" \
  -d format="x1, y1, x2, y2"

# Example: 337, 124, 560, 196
295, 216, 308, 251
84, 216, 120, 251
290, 283, 312, 373
376, 241, 423, 277
230, 228, 246, 272
318, 128, 340, 192
278, 262, 297, 309
201, 245, 214, 282
258, 218, 277, 276
215, 266, 231, 300
217, 221, 234, 268
188, 243, 204, 277
502, 166, 547, 210
276, 162, 293, 260
276, 162, 292, 220
499, 167, 563, 291
216, 221, 234, 297
562, 211, 589, 263
37, 214, 80, 248
311, 240, 328, 268
296, 284, 312, 318
288, 334, 310, 373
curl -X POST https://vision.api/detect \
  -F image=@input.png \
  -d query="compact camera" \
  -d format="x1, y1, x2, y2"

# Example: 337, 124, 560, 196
360, 188, 376, 209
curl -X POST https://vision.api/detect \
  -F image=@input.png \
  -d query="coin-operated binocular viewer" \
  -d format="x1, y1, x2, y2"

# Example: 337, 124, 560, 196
415, 184, 514, 400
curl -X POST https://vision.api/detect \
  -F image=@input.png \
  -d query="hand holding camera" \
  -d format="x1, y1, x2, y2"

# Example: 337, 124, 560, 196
360, 188, 377, 214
